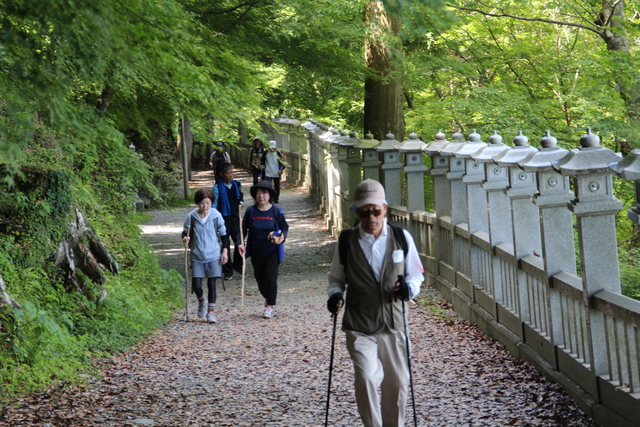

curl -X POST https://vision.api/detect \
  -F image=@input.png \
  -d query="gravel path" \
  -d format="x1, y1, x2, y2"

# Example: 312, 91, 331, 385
0, 169, 597, 426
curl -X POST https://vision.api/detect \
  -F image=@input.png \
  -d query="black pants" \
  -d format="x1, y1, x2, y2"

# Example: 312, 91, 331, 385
222, 215, 243, 277
265, 176, 281, 203
250, 249, 279, 306
250, 166, 262, 185
192, 277, 218, 304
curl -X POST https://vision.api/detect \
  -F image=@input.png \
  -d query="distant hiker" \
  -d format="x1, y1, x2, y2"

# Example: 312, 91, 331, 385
326, 179, 424, 427
260, 140, 286, 203
238, 180, 288, 319
212, 163, 244, 281
182, 188, 230, 324
249, 137, 266, 185
209, 141, 231, 184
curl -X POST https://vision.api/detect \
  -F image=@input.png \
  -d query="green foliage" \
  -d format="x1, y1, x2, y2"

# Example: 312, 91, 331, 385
0, 217, 183, 401
619, 247, 640, 300
404, 0, 640, 146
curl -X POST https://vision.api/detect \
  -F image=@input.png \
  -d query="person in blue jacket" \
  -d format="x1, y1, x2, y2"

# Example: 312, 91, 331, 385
182, 188, 229, 324
212, 163, 244, 280
238, 180, 289, 319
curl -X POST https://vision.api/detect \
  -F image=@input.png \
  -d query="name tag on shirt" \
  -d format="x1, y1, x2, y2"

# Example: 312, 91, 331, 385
392, 249, 404, 263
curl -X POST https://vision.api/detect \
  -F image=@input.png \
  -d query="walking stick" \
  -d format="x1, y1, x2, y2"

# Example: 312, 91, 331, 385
401, 283, 419, 427
184, 226, 190, 322
239, 205, 246, 307
324, 312, 338, 427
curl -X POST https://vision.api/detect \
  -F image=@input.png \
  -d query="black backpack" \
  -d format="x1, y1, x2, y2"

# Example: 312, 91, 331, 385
338, 223, 408, 269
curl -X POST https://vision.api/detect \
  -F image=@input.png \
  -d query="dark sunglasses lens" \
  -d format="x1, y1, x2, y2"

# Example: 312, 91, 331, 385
358, 209, 382, 219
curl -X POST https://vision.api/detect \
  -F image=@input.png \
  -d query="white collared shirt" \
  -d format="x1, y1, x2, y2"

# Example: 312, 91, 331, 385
328, 219, 424, 298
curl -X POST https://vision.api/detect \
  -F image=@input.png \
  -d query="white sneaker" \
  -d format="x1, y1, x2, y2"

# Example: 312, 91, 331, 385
207, 311, 217, 323
263, 306, 274, 319
197, 300, 207, 318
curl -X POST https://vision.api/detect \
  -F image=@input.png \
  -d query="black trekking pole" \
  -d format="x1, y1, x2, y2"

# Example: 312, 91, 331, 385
400, 276, 418, 427
325, 312, 338, 427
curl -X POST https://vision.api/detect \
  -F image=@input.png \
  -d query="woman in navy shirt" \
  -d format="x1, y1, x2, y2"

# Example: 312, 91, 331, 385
238, 180, 289, 318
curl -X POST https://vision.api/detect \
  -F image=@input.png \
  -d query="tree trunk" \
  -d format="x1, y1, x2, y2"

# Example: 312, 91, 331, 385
364, 1, 405, 142
599, 0, 640, 121
177, 116, 194, 180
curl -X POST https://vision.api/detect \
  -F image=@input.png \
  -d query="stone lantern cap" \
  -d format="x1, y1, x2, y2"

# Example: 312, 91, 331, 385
448, 129, 485, 158
423, 129, 450, 154
553, 128, 622, 175
610, 148, 640, 180
377, 131, 401, 152
519, 131, 569, 171
439, 130, 468, 157
321, 127, 338, 143
398, 131, 426, 152
356, 131, 381, 150
326, 128, 341, 144
494, 130, 538, 166
340, 131, 360, 147
471, 131, 510, 162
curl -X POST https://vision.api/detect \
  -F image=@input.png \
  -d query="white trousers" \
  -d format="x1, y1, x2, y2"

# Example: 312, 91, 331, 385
345, 329, 410, 427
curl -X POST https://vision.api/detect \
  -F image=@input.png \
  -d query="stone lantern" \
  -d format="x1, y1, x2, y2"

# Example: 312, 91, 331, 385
326, 129, 348, 236
472, 131, 511, 190
424, 130, 451, 217
518, 130, 572, 365
471, 131, 512, 310
341, 132, 361, 229
554, 128, 623, 377
377, 132, 402, 206
494, 130, 538, 195
398, 131, 427, 212
356, 132, 382, 181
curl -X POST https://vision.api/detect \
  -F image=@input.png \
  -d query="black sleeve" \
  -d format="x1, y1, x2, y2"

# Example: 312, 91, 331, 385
220, 234, 230, 252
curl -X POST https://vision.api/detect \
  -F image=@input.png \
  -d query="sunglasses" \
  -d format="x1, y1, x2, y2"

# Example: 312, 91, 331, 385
357, 209, 384, 219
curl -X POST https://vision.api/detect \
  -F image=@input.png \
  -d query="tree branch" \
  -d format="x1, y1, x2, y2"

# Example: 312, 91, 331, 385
454, 5, 604, 37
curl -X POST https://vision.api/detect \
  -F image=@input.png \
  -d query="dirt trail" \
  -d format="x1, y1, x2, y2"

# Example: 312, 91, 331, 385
0, 169, 597, 426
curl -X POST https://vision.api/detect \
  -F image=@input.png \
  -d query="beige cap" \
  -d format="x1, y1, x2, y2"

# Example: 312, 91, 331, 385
352, 179, 387, 209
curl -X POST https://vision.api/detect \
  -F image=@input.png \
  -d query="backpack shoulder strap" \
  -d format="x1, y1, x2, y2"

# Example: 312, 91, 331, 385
389, 223, 408, 257
338, 228, 353, 268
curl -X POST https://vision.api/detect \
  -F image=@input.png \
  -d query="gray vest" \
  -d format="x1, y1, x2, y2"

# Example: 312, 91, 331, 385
342, 225, 406, 335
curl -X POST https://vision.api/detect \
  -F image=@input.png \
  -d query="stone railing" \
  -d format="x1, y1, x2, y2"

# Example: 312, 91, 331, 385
254, 116, 640, 427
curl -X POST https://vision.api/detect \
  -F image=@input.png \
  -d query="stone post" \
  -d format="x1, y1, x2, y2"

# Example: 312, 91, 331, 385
288, 119, 301, 186
358, 132, 382, 181
436, 132, 477, 285
449, 131, 487, 299
493, 131, 539, 333
271, 115, 284, 146
328, 129, 347, 237
341, 132, 361, 229
377, 132, 402, 207
280, 115, 292, 153
471, 131, 511, 316
423, 130, 452, 276
303, 120, 320, 203
518, 131, 572, 366
554, 128, 623, 377
298, 126, 311, 190
398, 132, 428, 213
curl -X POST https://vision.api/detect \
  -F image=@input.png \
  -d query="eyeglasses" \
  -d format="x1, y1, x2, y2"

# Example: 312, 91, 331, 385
357, 209, 384, 219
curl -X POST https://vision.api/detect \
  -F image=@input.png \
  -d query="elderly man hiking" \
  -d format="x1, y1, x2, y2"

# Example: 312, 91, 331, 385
326, 179, 424, 427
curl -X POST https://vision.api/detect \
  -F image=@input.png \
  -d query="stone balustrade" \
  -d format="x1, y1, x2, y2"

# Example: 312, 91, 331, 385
235, 117, 640, 427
